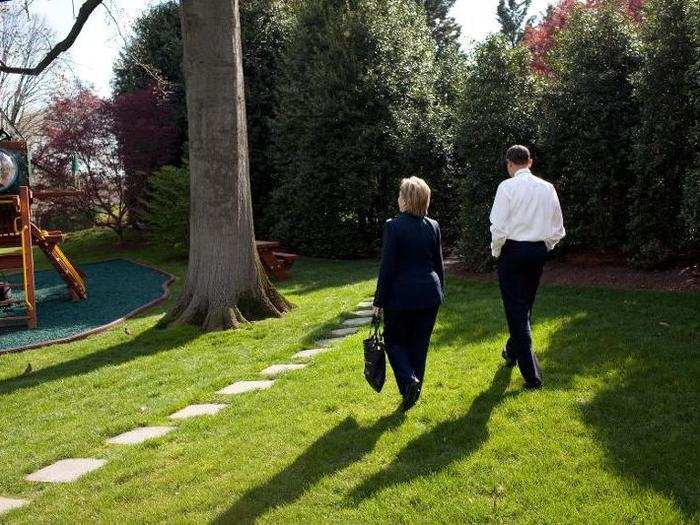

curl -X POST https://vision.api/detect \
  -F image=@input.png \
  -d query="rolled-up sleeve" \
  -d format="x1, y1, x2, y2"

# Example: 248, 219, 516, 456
545, 186, 565, 251
489, 183, 510, 258
373, 221, 397, 308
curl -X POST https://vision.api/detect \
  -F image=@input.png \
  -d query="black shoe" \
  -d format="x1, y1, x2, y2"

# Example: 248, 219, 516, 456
402, 380, 421, 412
501, 349, 516, 368
524, 381, 542, 390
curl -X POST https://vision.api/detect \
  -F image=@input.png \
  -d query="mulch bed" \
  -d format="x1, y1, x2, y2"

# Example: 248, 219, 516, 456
446, 252, 699, 293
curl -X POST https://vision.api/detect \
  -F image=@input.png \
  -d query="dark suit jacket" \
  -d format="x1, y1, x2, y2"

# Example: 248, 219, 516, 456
373, 212, 445, 311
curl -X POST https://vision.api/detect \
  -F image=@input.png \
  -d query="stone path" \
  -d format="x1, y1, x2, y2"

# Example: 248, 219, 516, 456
342, 316, 373, 327
25, 459, 107, 483
169, 404, 228, 420
292, 348, 328, 360
330, 327, 359, 337
107, 426, 175, 445
218, 380, 275, 395
11, 295, 375, 517
261, 363, 306, 378
0, 497, 29, 516
315, 338, 341, 347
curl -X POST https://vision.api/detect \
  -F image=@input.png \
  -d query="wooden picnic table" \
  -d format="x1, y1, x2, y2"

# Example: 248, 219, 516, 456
256, 240, 297, 280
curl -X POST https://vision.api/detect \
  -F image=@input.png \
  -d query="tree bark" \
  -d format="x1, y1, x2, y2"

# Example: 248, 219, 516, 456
169, 0, 291, 331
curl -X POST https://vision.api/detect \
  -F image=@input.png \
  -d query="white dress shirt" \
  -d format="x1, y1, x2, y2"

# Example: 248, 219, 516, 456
489, 168, 565, 258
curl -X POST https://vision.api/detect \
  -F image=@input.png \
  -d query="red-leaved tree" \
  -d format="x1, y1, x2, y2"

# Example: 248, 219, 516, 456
33, 89, 130, 240
111, 84, 179, 225
524, 0, 644, 74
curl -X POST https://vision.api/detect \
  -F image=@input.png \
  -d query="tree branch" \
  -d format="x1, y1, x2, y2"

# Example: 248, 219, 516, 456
0, 0, 103, 76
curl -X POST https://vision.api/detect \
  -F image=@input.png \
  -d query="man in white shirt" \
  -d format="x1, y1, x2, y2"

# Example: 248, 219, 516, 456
489, 145, 565, 389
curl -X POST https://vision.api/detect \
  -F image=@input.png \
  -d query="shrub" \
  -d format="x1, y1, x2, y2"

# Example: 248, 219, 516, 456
627, 0, 699, 268
453, 35, 540, 271
142, 165, 189, 258
112, 0, 293, 233
269, 0, 450, 258
541, 2, 640, 251
680, 169, 699, 253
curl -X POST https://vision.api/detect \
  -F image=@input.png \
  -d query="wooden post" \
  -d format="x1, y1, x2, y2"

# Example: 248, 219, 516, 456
19, 186, 37, 328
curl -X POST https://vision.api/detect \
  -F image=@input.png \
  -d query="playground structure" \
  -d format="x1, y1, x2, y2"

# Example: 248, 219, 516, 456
0, 136, 87, 330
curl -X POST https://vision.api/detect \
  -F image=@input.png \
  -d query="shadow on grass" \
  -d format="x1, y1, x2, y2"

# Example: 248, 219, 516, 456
214, 412, 405, 524
542, 309, 700, 517
349, 367, 515, 502
281, 258, 376, 297
0, 324, 199, 396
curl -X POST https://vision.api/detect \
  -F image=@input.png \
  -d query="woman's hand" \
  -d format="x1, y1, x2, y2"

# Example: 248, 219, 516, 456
372, 306, 383, 318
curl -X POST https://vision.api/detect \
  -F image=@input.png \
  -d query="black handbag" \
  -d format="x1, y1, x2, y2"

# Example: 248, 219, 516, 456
363, 315, 386, 393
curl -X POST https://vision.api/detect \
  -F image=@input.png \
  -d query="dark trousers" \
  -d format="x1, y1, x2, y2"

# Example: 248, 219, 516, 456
497, 240, 546, 387
383, 307, 439, 395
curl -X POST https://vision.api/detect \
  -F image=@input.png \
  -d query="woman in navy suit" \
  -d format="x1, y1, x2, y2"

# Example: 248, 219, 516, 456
373, 177, 444, 411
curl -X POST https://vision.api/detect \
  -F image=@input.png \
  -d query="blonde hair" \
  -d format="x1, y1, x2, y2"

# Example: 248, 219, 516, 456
399, 176, 431, 217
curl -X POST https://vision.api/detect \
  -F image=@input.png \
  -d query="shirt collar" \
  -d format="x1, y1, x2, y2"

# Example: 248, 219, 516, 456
514, 168, 531, 177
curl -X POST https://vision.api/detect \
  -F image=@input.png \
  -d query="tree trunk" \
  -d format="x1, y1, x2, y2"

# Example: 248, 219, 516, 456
169, 0, 291, 331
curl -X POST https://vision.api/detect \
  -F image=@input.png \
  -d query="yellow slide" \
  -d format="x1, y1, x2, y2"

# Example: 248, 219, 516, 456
31, 224, 87, 300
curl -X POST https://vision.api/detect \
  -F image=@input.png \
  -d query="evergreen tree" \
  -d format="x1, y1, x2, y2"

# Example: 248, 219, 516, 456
270, 0, 448, 258
112, 1, 186, 146
112, 0, 293, 232
419, 0, 462, 51
454, 35, 540, 271
542, 2, 640, 251
679, 38, 699, 256
497, 0, 534, 47
627, 0, 699, 267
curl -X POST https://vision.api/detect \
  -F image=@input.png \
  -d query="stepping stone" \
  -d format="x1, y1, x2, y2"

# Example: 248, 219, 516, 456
260, 363, 306, 378
342, 317, 373, 327
106, 426, 175, 445
0, 497, 29, 515
357, 301, 373, 308
25, 458, 106, 483
169, 403, 227, 420
330, 327, 359, 337
218, 380, 275, 395
292, 348, 328, 360
315, 338, 341, 347
352, 309, 374, 317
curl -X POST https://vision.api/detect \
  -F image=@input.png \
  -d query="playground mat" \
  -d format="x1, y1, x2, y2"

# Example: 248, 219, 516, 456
0, 259, 173, 353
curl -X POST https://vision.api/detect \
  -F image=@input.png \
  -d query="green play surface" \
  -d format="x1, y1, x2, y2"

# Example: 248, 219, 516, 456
0, 259, 172, 353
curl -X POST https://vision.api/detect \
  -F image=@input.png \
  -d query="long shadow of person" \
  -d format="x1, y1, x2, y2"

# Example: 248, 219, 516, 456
214, 412, 405, 524
542, 307, 700, 518
349, 366, 515, 502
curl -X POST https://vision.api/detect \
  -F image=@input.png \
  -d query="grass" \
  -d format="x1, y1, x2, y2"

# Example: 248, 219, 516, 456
0, 229, 698, 523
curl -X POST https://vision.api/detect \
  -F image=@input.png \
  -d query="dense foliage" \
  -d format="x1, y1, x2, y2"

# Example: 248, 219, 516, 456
418, 0, 462, 51
541, 3, 640, 251
524, 0, 644, 74
269, 0, 451, 258
497, 0, 535, 47
142, 164, 189, 258
454, 36, 540, 271
112, 1, 186, 157
98, 0, 696, 269
33, 90, 130, 239
626, 0, 699, 268
111, 0, 293, 232
111, 85, 179, 225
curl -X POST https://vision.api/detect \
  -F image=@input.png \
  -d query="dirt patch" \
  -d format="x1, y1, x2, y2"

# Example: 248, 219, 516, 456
446, 254, 699, 293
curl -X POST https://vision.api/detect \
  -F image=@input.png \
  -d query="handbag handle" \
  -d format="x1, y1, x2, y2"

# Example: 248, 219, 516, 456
371, 313, 383, 340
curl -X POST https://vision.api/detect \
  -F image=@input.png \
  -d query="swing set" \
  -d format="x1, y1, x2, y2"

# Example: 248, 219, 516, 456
0, 116, 87, 330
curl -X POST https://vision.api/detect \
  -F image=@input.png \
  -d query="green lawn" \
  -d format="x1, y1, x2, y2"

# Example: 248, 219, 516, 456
0, 230, 698, 523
